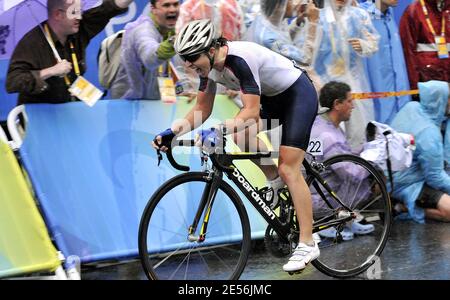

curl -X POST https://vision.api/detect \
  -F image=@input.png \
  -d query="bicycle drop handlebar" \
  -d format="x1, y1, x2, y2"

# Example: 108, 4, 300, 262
156, 140, 196, 172
156, 138, 274, 172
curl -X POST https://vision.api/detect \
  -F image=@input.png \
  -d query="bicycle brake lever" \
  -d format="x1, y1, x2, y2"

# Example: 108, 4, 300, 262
156, 149, 163, 166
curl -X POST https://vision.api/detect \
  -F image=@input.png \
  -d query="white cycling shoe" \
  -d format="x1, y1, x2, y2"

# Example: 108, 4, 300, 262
283, 242, 320, 273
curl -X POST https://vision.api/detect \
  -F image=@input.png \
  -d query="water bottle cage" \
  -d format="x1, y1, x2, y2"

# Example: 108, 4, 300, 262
258, 186, 275, 203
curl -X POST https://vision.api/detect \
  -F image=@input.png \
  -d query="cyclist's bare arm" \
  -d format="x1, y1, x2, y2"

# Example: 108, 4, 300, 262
221, 93, 261, 133
171, 79, 217, 136
153, 79, 216, 152
153, 86, 215, 152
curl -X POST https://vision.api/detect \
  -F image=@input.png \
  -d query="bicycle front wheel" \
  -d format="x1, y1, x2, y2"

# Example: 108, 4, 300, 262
139, 172, 251, 280
308, 154, 392, 278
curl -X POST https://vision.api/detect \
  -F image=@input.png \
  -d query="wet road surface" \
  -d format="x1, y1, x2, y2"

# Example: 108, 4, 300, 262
82, 220, 450, 280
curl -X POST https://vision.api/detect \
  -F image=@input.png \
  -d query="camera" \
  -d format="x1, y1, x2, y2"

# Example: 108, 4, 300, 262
313, 0, 324, 9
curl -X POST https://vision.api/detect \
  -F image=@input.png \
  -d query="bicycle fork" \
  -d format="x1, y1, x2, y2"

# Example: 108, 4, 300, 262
187, 169, 222, 243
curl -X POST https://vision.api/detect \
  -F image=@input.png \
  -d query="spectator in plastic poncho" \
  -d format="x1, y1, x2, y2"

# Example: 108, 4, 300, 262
390, 81, 450, 223
310, 81, 375, 240
244, 0, 322, 89
110, 0, 180, 100
237, 0, 260, 28
176, 0, 245, 41
174, 0, 245, 102
399, 0, 449, 91
246, 0, 319, 67
312, 0, 379, 152
360, 0, 410, 124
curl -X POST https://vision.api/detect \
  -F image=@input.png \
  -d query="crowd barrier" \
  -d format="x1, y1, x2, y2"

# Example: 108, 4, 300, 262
6, 97, 267, 271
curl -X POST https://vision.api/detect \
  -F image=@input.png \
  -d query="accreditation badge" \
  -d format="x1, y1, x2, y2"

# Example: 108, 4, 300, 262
158, 76, 177, 104
435, 36, 449, 59
68, 76, 103, 107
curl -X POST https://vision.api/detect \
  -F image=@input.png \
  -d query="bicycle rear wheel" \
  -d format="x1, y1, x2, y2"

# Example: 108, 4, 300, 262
139, 172, 251, 280
307, 154, 391, 278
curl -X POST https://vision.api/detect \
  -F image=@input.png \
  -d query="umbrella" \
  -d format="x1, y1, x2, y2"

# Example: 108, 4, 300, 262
0, 0, 101, 60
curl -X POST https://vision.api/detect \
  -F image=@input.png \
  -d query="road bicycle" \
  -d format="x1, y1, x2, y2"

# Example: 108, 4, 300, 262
138, 135, 391, 279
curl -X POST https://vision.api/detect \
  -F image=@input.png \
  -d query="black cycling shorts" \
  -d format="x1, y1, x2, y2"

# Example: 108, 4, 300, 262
415, 184, 444, 209
259, 72, 318, 151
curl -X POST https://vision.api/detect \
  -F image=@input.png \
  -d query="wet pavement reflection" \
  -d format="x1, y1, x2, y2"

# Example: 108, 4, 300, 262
82, 220, 450, 280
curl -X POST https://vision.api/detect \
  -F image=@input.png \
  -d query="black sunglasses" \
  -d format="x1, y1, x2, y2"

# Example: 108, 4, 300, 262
180, 53, 201, 63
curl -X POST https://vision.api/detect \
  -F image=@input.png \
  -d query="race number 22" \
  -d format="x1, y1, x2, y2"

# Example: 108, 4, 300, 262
307, 139, 323, 156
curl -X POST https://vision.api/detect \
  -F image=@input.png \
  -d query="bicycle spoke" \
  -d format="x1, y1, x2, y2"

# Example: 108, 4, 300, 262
184, 251, 192, 280
308, 155, 391, 277
196, 249, 213, 276
140, 173, 250, 280
358, 209, 386, 214
348, 177, 364, 209
168, 245, 195, 280
150, 224, 188, 239
154, 200, 190, 231
153, 244, 188, 270
208, 249, 233, 273
359, 194, 382, 212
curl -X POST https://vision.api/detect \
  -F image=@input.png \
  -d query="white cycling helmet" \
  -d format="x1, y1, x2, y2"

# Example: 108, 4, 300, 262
174, 19, 216, 57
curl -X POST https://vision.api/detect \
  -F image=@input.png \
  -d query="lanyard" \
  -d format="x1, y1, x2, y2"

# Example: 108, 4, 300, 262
419, 0, 446, 38
43, 24, 81, 86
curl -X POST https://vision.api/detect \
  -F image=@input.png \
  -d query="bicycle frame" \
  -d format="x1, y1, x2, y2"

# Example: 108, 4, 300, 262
186, 151, 355, 245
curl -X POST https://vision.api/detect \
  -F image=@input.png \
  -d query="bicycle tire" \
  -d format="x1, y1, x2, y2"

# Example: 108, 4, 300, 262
139, 172, 252, 280
308, 154, 392, 278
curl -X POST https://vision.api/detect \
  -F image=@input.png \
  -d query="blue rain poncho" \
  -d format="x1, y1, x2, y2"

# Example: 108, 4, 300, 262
360, 1, 410, 124
390, 81, 450, 223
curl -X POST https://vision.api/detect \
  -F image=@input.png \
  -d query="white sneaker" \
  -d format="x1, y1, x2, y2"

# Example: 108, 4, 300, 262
318, 227, 354, 241
282, 242, 320, 273
349, 221, 375, 235
266, 176, 285, 209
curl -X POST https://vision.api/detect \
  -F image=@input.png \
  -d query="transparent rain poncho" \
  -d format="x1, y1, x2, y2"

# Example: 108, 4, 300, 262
312, 0, 379, 151
237, 0, 261, 28
110, 13, 166, 100
174, 0, 245, 99
244, 0, 319, 67
176, 0, 245, 41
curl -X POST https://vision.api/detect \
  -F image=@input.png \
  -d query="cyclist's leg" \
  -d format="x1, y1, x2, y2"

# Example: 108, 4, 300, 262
279, 147, 313, 244
277, 73, 319, 272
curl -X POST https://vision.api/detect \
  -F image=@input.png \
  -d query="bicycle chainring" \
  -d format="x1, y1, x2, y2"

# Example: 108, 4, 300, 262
264, 226, 292, 258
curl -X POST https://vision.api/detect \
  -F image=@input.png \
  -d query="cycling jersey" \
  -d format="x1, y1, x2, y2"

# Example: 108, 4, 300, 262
199, 41, 302, 97
199, 41, 317, 151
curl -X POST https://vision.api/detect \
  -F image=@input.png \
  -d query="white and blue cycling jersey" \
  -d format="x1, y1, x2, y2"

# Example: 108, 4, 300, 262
199, 41, 302, 97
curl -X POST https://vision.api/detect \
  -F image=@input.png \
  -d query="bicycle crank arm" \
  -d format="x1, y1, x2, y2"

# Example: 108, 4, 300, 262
312, 215, 354, 233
